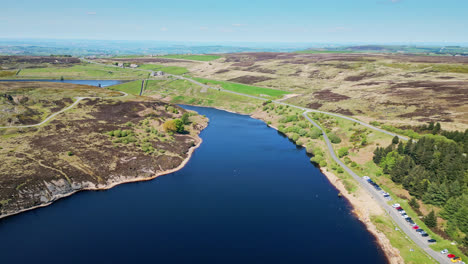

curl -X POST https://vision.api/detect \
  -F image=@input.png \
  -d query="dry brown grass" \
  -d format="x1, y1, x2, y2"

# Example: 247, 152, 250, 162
93, 53, 468, 130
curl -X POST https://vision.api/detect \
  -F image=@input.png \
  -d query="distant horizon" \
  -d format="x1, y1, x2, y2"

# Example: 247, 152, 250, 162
2, 0, 467, 43
1, 38, 468, 47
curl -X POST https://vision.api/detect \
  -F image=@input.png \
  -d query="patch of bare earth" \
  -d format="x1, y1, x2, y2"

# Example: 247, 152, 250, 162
313, 89, 350, 102
228, 75, 273, 85
0, 99, 207, 218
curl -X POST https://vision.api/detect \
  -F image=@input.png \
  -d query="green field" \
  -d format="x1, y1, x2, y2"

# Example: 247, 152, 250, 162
142, 79, 262, 113
107, 80, 143, 95
192, 77, 290, 98
139, 64, 189, 75
159, 54, 222, 61
18, 63, 149, 80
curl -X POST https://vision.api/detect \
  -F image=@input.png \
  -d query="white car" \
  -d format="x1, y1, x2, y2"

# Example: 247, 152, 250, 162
440, 249, 448, 254
363, 176, 370, 180
392, 203, 400, 208
399, 210, 406, 215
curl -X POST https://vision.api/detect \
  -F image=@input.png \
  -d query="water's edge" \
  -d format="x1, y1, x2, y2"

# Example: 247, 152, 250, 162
179, 104, 398, 264
0, 121, 207, 220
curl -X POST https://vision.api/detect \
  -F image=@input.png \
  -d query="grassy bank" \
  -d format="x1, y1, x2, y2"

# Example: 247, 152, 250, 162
105, 76, 452, 263
192, 77, 290, 99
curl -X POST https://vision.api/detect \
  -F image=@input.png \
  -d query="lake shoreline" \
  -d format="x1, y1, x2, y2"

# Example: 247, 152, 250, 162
183, 104, 401, 264
0, 102, 399, 263
0, 125, 206, 221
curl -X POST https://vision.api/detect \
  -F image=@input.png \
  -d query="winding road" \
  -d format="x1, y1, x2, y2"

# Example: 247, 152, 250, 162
303, 111, 447, 264
0, 91, 127, 129
10, 59, 445, 262
173, 75, 409, 140
169, 75, 448, 263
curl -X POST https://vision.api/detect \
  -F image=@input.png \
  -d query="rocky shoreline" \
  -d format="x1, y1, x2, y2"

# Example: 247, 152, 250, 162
0, 128, 205, 220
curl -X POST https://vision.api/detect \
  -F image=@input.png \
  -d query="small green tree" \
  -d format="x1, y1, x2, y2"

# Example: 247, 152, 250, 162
463, 234, 468, 247
424, 210, 437, 228
409, 197, 420, 209
174, 119, 185, 133
163, 120, 177, 132
328, 133, 341, 144
392, 136, 399, 144
338, 147, 349, 158
181, 113, 190, 125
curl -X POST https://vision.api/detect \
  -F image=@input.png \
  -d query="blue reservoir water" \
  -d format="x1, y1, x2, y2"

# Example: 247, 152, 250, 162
0, 105, 388, 264
0, 79, 122, 87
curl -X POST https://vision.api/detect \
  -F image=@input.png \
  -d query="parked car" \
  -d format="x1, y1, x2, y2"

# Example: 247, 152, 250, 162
428, 239, 437, 243
363, 176, 370, 180
451, 257, 462, 263
410, 223, 418, 227
440, 249, 448, 254
448, 254, 456, 258
421, 233, 429, 237
392, 203, 400, 208
412, 225, 419, 229
405, 217, 413, 222
416, 229, 424, 232
408, 220, 415, 224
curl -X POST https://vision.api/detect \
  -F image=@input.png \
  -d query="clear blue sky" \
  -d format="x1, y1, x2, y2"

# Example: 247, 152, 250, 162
1, 0, 467, 43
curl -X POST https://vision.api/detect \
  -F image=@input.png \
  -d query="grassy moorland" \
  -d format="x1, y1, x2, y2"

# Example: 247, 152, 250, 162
158, 54, 221, 61
138, 64, 189, 75
133, 52, 467, 131
0, 80, 207, 220
113, 78, 435, 263
192, 77, 291, 99
0, 81, 121, 126
295, 50, 354, 54
17, 63, 149, 80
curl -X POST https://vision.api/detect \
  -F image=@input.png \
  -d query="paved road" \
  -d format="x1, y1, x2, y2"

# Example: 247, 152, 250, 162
0, 92, 127, 129
172, 74, 409, 140
81, 60, 452, 262
84, 58, 409, 140
303, 111, 447, 264
175, 74, 449, 263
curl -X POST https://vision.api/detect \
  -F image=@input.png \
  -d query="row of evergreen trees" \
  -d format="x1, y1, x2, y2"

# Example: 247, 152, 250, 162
373, 134, 468, 246
413, 122, 468, 153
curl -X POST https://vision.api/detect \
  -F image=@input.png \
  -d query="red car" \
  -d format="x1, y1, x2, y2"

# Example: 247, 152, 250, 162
412, 226, 419, 229
396, 207, 402, 210
447, 254, 455, 258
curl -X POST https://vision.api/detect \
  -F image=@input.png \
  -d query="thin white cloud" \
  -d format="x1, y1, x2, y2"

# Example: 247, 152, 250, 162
86, 11, 97, 15
160, 27, 168, 32
232, 23, 247, 27
199, 26, 209, 31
